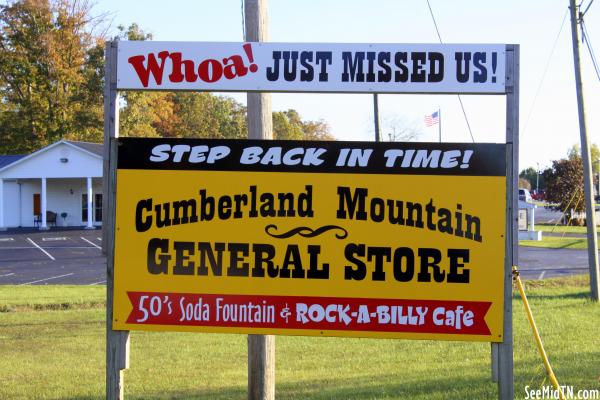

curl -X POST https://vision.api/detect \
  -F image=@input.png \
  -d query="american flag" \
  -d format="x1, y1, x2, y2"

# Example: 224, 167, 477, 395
424, 111, 439, 127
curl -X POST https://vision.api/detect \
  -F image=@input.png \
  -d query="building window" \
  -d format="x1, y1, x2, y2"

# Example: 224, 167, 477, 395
95, 194, 103, 222
82, 193, 103, 223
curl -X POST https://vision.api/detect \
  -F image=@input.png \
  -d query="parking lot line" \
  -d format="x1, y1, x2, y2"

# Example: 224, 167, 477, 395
20, 273, 74, 285
88, 280, 107, 285
0, 237, 14, 241
42, 237, 67, 241
0, 272, 15, 277
0, 246, 96, 249
81, 237, 102, 249
26, 237, 56, 261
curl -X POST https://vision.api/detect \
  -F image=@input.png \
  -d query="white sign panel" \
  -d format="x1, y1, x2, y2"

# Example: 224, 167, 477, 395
116, 42, 506, 94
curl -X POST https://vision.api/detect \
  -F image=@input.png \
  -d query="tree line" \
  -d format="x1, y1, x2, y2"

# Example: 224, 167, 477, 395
520, 144, 600, 224
0, 1, 333, 155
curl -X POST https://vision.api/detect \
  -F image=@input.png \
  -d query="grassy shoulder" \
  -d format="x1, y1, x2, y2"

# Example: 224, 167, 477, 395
0, 284, 105, 312
535, 223, 600, 234
520, 236, 588, 249
1, 277, 599, 400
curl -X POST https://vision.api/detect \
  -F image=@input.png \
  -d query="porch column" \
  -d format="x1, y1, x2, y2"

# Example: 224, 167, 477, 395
40, 177, 48, 230
0, 178, 5, 231
86, 177, 94, 229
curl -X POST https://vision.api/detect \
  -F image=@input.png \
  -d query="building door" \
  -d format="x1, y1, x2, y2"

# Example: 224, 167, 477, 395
33, 194, 40, 216
82, 193, 103, 223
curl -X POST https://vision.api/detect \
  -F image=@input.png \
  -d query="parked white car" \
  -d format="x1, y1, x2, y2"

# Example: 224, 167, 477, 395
518, 188, 533, 202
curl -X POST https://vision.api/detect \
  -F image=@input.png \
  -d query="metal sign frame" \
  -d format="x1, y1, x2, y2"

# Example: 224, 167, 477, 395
103, 41, 518, 399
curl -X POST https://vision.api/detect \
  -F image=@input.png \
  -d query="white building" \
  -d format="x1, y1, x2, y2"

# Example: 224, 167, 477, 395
0, 140, 103, 230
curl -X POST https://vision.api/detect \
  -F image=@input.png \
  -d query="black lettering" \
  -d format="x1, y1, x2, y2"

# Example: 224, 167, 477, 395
173, 241, 195, 275
147, 238, 169, 274
417, 248, 445, 282
411, 52, 427, 82
136, 198, 153, 232
266, 51, 281, 81
172, 199, 197, 225
337, 186, 368, 220
377, 52, 392, 82
368, 246, 391, 281
283, 51, 299, 82
447, 249, 470, 283
227, 243, 249, 276
473, 52, 487, 83
366, 51, 376, 82
428, 52, 444, 82
279, 245, 305, 278
455, 52, 471, 83
218, 196, 232, 219
307, 245, 329, 279
393, 247, 414, 282
252, 243, 274, 277
197, 242, 224, 276
315, 51, 332, 81
154, 203, 171, 228
394, 52, 409, 82
300, 51, 314, 81
199, 189, 214, 221
342, 51, 365, 82
370, 198, 385, 222
425, 199, 436, 231
344, 243, 366, 280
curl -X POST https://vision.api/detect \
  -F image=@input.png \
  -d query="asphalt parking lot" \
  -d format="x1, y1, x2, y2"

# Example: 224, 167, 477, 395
0, 226, 593, 285
0, 228, 105, 285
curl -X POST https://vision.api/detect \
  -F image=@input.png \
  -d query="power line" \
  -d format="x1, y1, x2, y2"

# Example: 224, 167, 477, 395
581, 0, 595, 17
522, 9, 569, 136
581, 19, 600, 81
241, 0, 246, 41
426, 0, 475, 143
426, 0, 443, 43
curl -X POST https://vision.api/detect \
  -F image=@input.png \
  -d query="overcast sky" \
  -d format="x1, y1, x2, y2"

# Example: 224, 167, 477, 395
96, 0, 600, 171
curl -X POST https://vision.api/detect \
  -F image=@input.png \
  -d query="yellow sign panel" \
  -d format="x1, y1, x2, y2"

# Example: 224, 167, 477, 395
113, 139, 506, 342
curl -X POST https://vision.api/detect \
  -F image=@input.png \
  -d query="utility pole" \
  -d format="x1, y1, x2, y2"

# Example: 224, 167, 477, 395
569, 0, 600, 301
245, 1, 277, 399
373, 94, 381, 142
438, 107, 442, 143
536, 163, 540, 193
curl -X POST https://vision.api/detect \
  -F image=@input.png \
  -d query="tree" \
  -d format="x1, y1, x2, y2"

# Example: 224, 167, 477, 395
172, 92, 247, 139
568, 143, 600, 174
518, 177, 531, 191
0, 0, 106, 153
543, 157, 585, 224
382, 115, 421, 142
273, 109, 334, 141
117, 24, 181, 138
519, 167, 544, 192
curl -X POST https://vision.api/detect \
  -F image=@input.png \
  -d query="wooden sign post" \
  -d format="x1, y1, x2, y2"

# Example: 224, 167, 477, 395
244, 1, 276, 399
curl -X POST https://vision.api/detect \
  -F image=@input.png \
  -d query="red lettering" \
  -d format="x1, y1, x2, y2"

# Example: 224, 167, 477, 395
127, 46, 257, 87
127, 51, 170, 88
222, 55, 248, 79
243, 43, 259, 73
198, 59, 223, 83
168, 52, 198, 83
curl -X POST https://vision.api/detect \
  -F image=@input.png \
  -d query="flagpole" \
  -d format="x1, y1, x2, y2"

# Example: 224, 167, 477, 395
438, 107, 442, 143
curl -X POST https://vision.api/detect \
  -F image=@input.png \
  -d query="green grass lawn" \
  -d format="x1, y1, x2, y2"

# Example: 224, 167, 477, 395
1, 278, 599, 400
536, 223, 600, 235
520, 236, 588, 249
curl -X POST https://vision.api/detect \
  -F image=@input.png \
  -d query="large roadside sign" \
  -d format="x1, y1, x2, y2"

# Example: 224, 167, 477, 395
112, 138, 506, 342
116, 41, 506, 94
